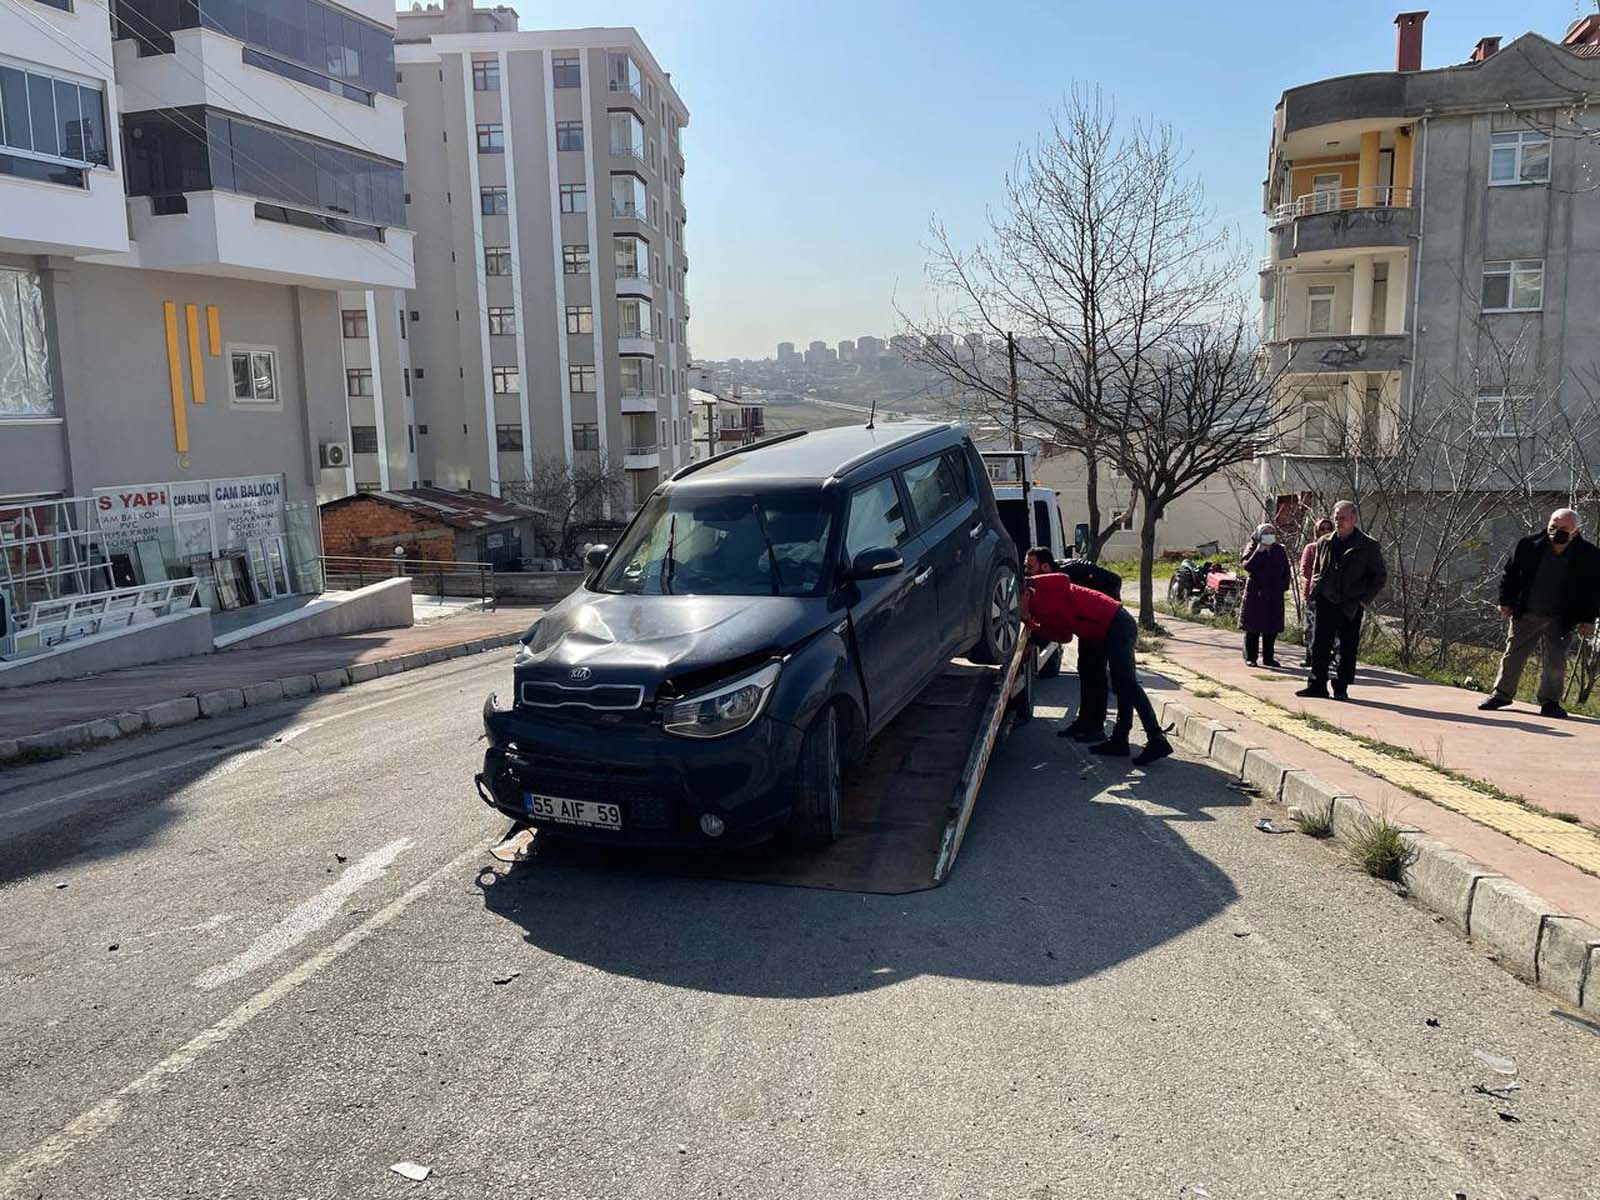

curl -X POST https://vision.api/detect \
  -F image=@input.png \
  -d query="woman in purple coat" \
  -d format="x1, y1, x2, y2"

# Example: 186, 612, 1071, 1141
1240, 522, 1291, 667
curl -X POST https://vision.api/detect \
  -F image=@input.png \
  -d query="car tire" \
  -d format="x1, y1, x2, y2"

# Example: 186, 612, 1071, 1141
970, 561, 1021, 665
1038, 642, 1062, 679
787, 704, 842, 847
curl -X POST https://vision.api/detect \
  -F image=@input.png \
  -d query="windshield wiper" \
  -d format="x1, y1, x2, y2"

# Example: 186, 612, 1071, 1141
751, 500, 785, 596
661, 514, 678, 595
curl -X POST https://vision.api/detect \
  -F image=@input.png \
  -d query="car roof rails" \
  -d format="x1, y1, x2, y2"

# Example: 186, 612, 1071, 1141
668, 429, 810, 481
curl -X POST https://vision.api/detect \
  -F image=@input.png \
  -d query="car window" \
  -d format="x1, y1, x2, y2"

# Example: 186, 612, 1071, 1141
902, 450, 971, 530
844, 476, 910, 561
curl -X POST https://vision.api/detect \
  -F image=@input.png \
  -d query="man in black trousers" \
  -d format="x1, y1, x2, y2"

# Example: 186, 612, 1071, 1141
1026, 546, 1123, 741
1296, 500, 1387, 701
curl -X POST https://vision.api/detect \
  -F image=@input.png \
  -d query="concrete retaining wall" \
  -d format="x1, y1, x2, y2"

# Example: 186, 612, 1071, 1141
216, 578, 413, 651
493, 571, 585, 606
0, 609, 214, 690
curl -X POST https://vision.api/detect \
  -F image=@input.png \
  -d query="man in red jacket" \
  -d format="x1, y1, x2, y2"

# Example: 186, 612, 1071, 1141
1023, 572, 1173, 766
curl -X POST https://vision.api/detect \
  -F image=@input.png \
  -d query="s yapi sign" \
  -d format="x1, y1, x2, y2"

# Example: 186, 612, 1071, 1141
94, 487, 172, 547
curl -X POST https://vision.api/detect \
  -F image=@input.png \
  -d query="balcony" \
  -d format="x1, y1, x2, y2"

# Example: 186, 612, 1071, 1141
610, 202, 648, 227
1266, 333, 1408, 376
624, 443, 660, 470
610, 142, 646, 164
1271, 186, 1416, 261
619, 389, 658, 414
614, 267, 652, 297
617, 330, 654, 357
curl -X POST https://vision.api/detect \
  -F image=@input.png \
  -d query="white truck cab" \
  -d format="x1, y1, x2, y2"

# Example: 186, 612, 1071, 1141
982, 451, 1068, 677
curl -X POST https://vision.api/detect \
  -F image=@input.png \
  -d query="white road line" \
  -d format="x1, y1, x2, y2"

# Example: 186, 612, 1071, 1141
192, 838, 412, 991
0, 838, 489, 1193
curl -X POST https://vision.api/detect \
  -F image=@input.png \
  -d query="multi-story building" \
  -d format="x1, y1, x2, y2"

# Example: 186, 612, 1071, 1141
390, 0, 690, 512
2, 0, 412, 620
837, 338, 855, 362
776, 340, 797, 365
1259, 12, 1600, 480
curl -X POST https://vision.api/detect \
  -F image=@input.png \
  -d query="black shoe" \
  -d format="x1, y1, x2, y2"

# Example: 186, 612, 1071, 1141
1541, 701, 1568, 719
1295, 683, 1329, 699
1478, 694, 1511, 711
1072, 727, 1106, 743
1056, 724, 1089, 739
1263, 657, 1282, 669
1133, 737, 1174, 767
1090, 738, 1131, 757
1331, 685, 1348, 701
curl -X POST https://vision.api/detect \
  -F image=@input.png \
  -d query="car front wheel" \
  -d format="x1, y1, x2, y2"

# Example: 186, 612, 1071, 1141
786, 704, 842, 847
971, 561, 1020, 664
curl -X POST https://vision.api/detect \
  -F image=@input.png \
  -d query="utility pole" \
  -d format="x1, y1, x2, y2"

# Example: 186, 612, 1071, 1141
1006, 331, 1021, 452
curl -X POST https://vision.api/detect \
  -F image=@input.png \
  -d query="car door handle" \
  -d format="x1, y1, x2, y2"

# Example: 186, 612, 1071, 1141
913, 566, 934, 586
968, 523, 982, 539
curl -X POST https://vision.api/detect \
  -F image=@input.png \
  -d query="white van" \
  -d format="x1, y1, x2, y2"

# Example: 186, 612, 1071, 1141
983, 452, 1068, 677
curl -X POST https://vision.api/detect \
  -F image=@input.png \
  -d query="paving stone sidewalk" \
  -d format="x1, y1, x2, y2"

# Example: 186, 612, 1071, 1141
0, 608, 538, 742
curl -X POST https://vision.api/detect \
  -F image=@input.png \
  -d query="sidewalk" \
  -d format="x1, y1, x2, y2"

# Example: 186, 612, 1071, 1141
0, 607, 537, 746
1140, 618, 1600, 927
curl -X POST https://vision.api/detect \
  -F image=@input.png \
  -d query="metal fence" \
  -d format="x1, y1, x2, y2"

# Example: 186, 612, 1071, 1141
319, 555, 496, 609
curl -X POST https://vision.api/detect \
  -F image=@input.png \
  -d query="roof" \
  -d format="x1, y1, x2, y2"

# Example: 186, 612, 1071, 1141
325, 487, 545, 530
671, 422, 954, 488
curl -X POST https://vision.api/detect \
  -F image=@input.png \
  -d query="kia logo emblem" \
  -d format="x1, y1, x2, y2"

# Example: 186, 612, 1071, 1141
568, 667, 592, 682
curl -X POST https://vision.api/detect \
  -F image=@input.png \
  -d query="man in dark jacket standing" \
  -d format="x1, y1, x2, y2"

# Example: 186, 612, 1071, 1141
1479, 508, 1600, 718
1296, 500, 1387, 701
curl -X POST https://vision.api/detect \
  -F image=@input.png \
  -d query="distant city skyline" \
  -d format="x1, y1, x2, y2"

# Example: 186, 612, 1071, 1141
509, 0, 1581, 361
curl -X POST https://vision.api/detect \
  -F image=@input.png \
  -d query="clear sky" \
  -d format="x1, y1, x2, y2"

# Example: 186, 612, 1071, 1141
523, 0, 1588, 360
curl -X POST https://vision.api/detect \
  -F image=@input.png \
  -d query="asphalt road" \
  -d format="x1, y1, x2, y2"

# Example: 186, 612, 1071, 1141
3, 649, 1599, 1199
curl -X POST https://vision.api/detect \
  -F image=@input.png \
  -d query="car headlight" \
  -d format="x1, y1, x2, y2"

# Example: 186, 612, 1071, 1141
662, 661, 782, 739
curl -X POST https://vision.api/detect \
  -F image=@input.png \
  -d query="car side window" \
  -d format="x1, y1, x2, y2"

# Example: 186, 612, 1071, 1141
845, 476, 910, 561
901, 450, 971, 530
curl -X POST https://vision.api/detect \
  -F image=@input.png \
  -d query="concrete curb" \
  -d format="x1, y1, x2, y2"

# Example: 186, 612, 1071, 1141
0, 631, 523, 767
1153, 676, 1600, 1015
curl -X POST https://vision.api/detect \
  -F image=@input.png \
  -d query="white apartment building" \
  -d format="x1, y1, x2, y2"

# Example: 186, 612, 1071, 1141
1, 0, 413, 622
390, 0, 691, 510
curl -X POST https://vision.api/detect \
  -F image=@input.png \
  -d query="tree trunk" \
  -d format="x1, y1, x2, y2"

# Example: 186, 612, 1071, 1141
1082, 447, 1102, 561
1137, 503, 1162, 628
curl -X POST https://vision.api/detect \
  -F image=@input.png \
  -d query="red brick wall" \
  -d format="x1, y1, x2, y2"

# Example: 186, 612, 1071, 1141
319, 498, 456, 562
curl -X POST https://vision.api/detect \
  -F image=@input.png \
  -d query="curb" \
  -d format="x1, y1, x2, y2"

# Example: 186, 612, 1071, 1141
1157, 684, 1600, 1018
3, 632, 524, 765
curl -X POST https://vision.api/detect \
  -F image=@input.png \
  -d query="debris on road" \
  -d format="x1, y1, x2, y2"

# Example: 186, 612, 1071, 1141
390, 1161, 432, 1181
489, 824, 537, 864
1497, 1111, 1522, 1123
492, 971, 520, 985
1473, 1049, 1517, 1076
1425, 1018, 1441, 1028
335, 853, 348, 863
54, 882, 67, 889
107, 944, 119, 952
1253, 818, 1292, 834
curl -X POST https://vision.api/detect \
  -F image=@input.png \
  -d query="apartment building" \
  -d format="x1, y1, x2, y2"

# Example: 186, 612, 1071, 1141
1, 0, 412, 619
390, 1, 690, 511
1259, 11, 1600, 486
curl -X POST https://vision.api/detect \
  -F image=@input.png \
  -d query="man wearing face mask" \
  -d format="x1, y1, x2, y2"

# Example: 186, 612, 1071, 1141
1480, 507, 1600, 718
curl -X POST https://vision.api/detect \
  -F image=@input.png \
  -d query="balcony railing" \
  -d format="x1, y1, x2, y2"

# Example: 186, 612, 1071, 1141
1271, 185, 1415, 225
611, 203, 644, 221
610, 143, 645, 161
609, 78, 642, 99
625, 442, 659, 455
615, 266, 651, 282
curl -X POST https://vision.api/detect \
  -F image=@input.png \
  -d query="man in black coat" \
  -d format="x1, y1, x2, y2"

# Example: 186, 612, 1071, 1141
1296, 499, 1387, 701
1479, 508, 1600, 718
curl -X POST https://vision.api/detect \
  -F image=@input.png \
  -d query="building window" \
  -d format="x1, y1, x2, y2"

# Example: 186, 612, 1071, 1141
569, 364, 596, 393
496, 422, 524, 451
476, 123, 504, 154
649, 196, 659, 228
472, 59, 500, 91
618, 297, 652, 339
351, 425, 379, 454
1306, 284, 1335, 335
0, 64, 109, 188
403, 367, 411, 396
559, 183, 586, 214
562, 243, 590, 274
1473, 390, 1532, 438
610, 173, 646, 219
0, 268, 56, 417
230, 347, 278, 403
485, 246, 511, 275
413, 367, 425, 379
492, 366, 519, 393
407, 424, 414, 452
487, 306, 516, 335
480, 186, 508, 215
552, 54, 580, 88
398, 309, 407, 338
565, 305, 593, 334
607, 52, 640, 98
556, 121, 584, 151
340, 308, 368, 338
1482, 260, 1543, 311
614, 235, 649, 279
1489, 130, 1550, 186
572, 421, 599, 450
608, 111, 644, 159
346, 368, 374, 396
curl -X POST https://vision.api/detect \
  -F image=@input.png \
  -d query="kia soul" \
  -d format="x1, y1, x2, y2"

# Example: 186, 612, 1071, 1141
477, 422, 1021, 849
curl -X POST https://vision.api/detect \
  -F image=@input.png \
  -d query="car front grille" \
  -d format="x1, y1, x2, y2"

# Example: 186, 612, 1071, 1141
519, 680, 646, 711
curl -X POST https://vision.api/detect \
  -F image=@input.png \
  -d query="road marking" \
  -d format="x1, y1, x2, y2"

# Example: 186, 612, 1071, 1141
192, 838, 412, 991
0, 838, 488, 1193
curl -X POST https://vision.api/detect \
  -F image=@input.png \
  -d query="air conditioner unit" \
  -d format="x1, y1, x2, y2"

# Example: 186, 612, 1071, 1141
320, 441, 350, 468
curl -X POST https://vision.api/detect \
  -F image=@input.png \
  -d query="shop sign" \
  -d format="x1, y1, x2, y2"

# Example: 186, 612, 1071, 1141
93, 487, 171, 549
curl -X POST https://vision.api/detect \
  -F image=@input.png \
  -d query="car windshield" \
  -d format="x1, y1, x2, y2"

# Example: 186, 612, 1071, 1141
596, 490, 834, 597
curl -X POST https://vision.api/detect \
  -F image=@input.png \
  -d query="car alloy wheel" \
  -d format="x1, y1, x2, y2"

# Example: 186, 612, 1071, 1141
989, 565, 1019, 658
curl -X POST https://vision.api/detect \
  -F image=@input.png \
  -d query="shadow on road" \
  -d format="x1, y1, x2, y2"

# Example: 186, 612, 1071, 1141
476, 677, 1244, 999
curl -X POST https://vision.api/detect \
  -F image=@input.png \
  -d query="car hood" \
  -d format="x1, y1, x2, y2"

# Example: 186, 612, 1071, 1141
518, 590, 836, 687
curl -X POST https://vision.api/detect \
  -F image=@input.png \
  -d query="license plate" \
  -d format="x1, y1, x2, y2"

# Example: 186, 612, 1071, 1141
525, 793, 623, 829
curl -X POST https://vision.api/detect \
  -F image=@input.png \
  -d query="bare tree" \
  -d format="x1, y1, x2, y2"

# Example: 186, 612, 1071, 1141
504, 455, 628, 561
900, 86, 1246, 566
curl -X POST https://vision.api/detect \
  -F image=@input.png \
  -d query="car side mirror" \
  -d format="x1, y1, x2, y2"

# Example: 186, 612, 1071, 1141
584, 544, 611, 572
849, 547, 904, 580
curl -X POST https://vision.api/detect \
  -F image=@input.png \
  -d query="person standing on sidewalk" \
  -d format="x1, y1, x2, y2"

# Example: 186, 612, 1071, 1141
1479, 508, 1600, 718
1241, 523, 1290, 667
1296, 500, 1387, 701
1023, 571, 1172, 765
1299, 517, 1335, 668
